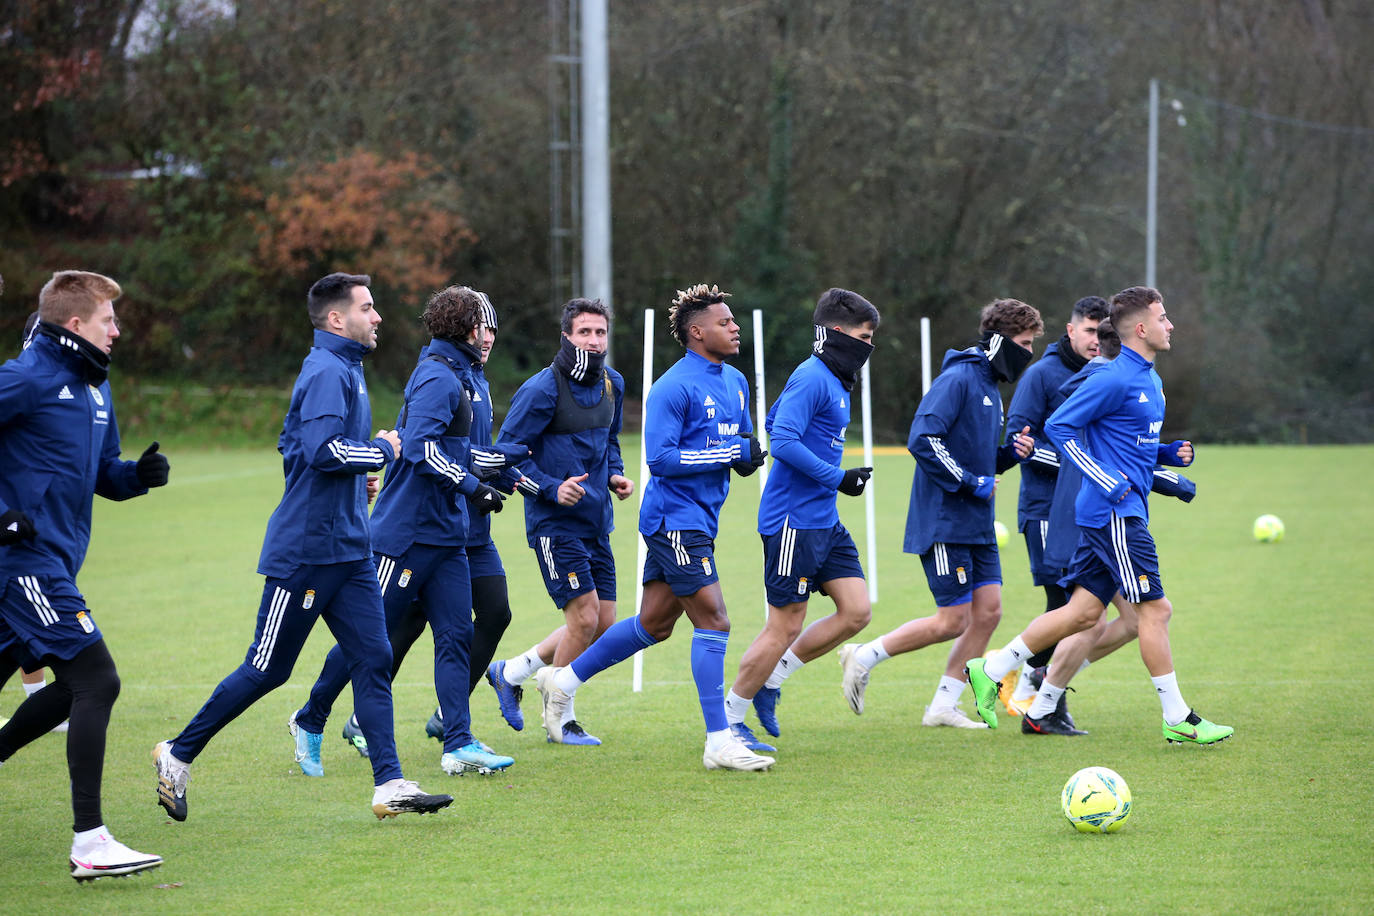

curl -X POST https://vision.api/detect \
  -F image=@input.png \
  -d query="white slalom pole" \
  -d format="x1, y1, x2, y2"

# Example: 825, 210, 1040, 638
920, 316, 932, 395
752, 309, 769, 621
632, 309, 654, 693
860, 359, 878, 603
752, 309, 769, 488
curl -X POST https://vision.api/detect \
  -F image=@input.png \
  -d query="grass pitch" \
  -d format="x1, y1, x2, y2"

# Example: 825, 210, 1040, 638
1, 442, 1371, 913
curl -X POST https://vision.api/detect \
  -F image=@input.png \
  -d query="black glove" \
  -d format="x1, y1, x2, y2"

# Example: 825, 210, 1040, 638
732, 434, 768, 477
0, 509, 37, 545
837, 466, 873, 497
468, 481, 506, 516
136, 441, 170, 488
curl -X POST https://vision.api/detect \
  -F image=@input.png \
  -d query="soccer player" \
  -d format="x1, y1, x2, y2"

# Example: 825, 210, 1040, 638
153, 272, 454, 821
1016, 317, 1197, 736
722, 288, 880, 754
533, 284, 772, 770
288, 285, 518, 777
839, 298, 1040, 729
485, 297, 632, 745
339, 293, 521, 752
998, 296, 1107, 719
0, 270, 168, 880
966, 286, 1233, 746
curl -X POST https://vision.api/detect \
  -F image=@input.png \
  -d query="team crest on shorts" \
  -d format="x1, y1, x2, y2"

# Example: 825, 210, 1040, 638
956, 566, 967, 585
398, 569, 412, 588
1138, 574, 1149, 592
568, 571, 580, 590
76, 610, 94, 634
797, 577, 809, 596
303, 589, 315, 609
701, 557, 712, 576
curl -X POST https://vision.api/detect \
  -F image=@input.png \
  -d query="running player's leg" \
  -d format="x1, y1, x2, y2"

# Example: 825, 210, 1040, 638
468, 574, 511, 694
319, 561, 399, 787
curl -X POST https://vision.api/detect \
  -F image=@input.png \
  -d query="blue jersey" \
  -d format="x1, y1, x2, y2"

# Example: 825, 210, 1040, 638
498, 364, 626, 542
0, 334, 147, 580
258, 330, 397, 578
639, 350, 753, 538
1044, 346, 1191, 529
757, 355, 849, 535
1043, 358, 1197, 569
903, 348, 1024, 555
1005, 339, 1079, 528
462, 355, 518, 548
370, 338, 481, 556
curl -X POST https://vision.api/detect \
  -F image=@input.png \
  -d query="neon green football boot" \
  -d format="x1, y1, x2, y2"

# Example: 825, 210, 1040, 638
1162, 710, 1233, 745
964, 657, 1000, 729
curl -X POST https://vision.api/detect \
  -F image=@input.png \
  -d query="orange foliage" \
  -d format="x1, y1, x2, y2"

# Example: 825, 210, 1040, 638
256, 149, 477, 295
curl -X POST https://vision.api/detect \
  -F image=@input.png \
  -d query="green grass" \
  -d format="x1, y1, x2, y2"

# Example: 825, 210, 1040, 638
2, 442, 1371, 913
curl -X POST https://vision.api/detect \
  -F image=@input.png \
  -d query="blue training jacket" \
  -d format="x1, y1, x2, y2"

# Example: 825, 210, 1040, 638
1043, 346, 1191, 529
1042, 358, 1197, 570
903, 347, 1026, 556
1005, 339, 1079, 529
0, 334, 147, 580
757, 355, 850, 535
370, 337, 482, 556
258, 329, 397, 578
639, 350, 753, 538
497, 363, 626, 542
460, 350, 520, 548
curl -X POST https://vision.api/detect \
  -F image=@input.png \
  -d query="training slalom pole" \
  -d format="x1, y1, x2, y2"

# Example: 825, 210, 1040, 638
752, 309, 769, 488
632, 309, 654, 692
860, 360, 878, 603
920, 316, 932, 396
752, 309, 769, 621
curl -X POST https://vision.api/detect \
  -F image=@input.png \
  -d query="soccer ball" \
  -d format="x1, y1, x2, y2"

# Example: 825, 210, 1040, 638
1253, 514, 1285, 543
993, 520, 1009, 548
1061, 766, 1132, 834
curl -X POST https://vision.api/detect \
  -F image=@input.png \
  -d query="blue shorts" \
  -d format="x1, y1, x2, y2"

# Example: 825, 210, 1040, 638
642, 528, 719, 597
0, 575, 103, 666
531, 533, 617, 608
1061, 514, 1165, 605
760, 521, 864, 608
920, 543, 1002, 607
465, 540, 506, 580
1021, 520, 1059, 586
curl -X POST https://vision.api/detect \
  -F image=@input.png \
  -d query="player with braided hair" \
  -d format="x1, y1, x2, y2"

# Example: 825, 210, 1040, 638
533, 283, 773, 770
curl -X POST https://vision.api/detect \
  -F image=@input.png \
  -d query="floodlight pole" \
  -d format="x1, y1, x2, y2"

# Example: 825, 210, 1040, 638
632, 308, 653, 693
582, 0, 612, 355
1147, 77, 1158, 289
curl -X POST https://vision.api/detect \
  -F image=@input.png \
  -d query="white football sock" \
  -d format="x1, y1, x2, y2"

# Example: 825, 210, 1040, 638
929, 676, 967, 710
553, 666, 583, 696
22, 679, 45, 697
1011, 663, 1037, 701
502, 646, 544, 685
764, 650, 804, 689
1152, 671, 1190, 725
985, 636, 1033, 682
855, 639, 891, 671
724, 690, 751, 726
72, 825, 107, 851
1028, 683, 1064, 719
705, 728, 732, 752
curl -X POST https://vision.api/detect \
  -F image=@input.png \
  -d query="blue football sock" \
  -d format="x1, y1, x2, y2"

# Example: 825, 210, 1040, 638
691, 628, 730, 733
569, 616, 657, 683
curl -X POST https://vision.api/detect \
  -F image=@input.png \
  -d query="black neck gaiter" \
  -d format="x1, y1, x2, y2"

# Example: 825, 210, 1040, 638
812, 325, 874, 391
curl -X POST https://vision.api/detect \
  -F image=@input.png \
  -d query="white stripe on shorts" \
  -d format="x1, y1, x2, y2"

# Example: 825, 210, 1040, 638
669, 530, 689, 566
540, 537, 558, 580
776, 521, 797, 577
18, 576, 59, 626
1111, 514, 1139, 603
933, 543, 949, 576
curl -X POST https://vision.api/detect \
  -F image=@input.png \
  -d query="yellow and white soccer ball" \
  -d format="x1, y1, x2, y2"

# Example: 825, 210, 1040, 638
994, 520, 1009, 548
1061, 766, 1132, 834
1253, 514, 1285, 543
